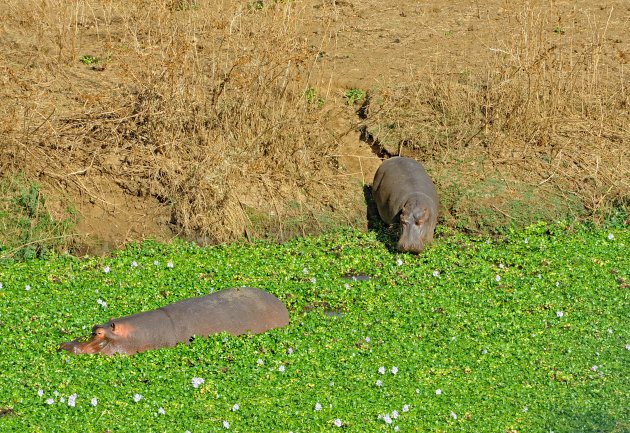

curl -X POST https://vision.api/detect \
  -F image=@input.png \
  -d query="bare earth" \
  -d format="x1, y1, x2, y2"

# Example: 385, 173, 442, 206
1, 0, 628, 253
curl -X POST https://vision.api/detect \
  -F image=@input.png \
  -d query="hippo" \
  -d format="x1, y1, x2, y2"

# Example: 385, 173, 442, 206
372, 156, 438, 253
60, 287, 289, 355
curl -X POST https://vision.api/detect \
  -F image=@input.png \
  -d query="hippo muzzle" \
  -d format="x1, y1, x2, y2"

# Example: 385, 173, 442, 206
59, 326, 111, 355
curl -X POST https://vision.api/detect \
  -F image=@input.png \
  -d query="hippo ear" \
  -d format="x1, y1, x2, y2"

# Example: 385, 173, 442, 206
110, 322, 116, 332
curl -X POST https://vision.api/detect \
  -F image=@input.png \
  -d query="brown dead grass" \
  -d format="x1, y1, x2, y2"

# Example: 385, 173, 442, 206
1, 0, 362, 247
0, 1, 628, 252
363, 3, 629, 228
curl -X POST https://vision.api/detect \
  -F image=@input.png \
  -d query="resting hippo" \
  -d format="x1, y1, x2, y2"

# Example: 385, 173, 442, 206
372, 156, 438, 253
60, 287, 289, 356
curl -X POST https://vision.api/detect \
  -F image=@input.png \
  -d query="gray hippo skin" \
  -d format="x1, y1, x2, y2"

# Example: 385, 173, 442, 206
372, 156, 438, 253
60, 287, 289, 355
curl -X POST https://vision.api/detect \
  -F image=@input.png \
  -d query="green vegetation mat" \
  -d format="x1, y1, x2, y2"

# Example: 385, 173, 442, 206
0, 222, 628, 432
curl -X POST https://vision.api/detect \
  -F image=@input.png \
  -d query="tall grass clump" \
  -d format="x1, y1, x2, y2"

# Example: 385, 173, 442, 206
0, 0, 356, 245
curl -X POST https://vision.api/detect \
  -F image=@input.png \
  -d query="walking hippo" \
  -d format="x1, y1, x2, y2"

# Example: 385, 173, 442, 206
60, 287, 289, 356
372, 156, 438, 253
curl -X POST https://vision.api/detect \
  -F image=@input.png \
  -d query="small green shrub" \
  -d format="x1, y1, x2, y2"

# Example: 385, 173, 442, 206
304, 87, 325, 107
79, 55, 98, 65
345, 88, 365, 105
0, 175, 77, 260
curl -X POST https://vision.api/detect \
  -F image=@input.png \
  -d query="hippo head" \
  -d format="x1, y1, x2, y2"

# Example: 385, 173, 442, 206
396, 197, 436, 254
59, 322, 130, 355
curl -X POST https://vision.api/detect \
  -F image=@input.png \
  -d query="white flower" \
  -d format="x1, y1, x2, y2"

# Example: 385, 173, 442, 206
607, 233, 614, 240
365, 336, 370, 343
103, 266, 110, 273
499, 263, 505, 269
91, 398, 98, 407
435, 389, 442, 395
333, 418, 342, 427
524, 238, 528, 244
450, 411, 457, 419
25, 284, 31, 291
378, 366, 385, 374
153, 260, 159, 266
555, 281, 560, 287
131, 261, 138, 268
522, 406, 528, 412
0, 282, 3, 289
391, 410, 399, 419
231, 403, 239, 412
432, 270, 440, 277
556, 311, 564, 318
60, 397, 65, 403
608, 328, 613, 334
96, 299, 107, 309
375, 380, 383, 387
310, 277, 316, 284
191, 377, 205, 388
37, 389, 44, 397
46, 398, 54, 405
68, 394, 77, 407
133, 393, 143, 402
396, 258, 403, 266
625, 344, 630, 351
53, 391, 59, 396
402, 404, 409, 412
278, 365, 285, 373
303, 268, 309, 274
495, 275, 501, 282
256, 359, 264, 365
391, 366, 398, 375
287, 347, 294, 354
537, 274, 542, 279
415, 388, 420, 394
222, 420, 230, 429
158, 407, 165, 415
394, 427, 400, 432
383, 414, 392, 424
591, 365, 598, 372
344, 283, 350, 290
167, 261, 174, 268
314, 402, 322, 411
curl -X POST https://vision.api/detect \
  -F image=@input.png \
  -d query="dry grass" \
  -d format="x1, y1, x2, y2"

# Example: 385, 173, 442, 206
363, 4, 629, 228
1, 0, 359, 245
0, 1, 627, 251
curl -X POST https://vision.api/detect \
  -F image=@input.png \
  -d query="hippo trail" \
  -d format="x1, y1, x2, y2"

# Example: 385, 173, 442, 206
372, 156, 438, 253
60, 287, 289, 355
